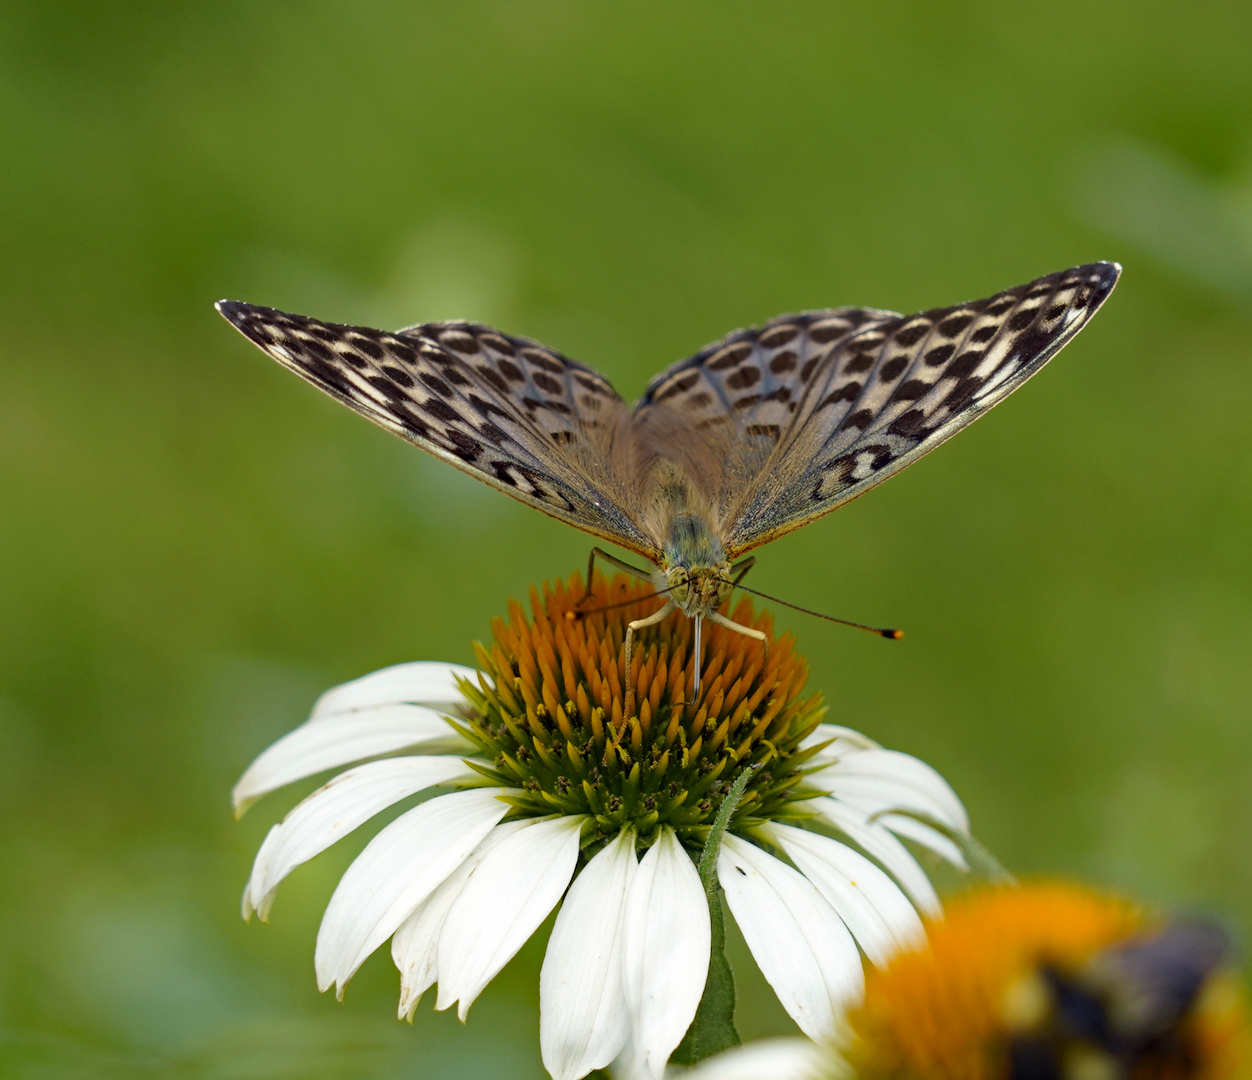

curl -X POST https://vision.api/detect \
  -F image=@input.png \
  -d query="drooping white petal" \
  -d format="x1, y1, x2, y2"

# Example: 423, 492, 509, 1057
679, 1038, 834, 1080
811, 747, 969, 832
392, 818, 531, 1019
621, 827, 710, 1079
799, 724, 880, 769
540, 829, 637, 1080
758, 822, 924, 967
232, 704, 472, 815
876, 812, 967, 868
718, 834, 862, 1042
437, 814, 585, 1020
809, 797, 941, 917
243, 755, 475, 921
315, 787, 509, 997
311, 661, 478, 718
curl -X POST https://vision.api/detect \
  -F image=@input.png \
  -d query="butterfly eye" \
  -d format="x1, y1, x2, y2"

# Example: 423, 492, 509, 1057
666, 567, 690, 601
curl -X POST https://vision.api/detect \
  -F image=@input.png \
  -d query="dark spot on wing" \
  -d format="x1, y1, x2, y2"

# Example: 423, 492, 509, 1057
880, 356, 909, 382
707, 343, 753, 370
893, 321, 930, 346
759, 325, 799, 348
888, 408, 926, 437
480, 333, 515, 355
947, 351, 984, 380
1007, 309, 1037, 332
725, 366, 761, 390
820, 382, 861, 408
653, 371, 699, 403
350, 335, 385, 359
938, 314, 974, 337
422, 397, 459, 423
769, 351, 798, 373
445, 427, 482, 462
440, 330, 479, 354
477, 366, 509, 392
533, 372, 564, 395
522, 348, 565, 373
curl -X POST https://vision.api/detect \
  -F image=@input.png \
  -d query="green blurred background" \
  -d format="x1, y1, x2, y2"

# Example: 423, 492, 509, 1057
2, 2, 1251, 1076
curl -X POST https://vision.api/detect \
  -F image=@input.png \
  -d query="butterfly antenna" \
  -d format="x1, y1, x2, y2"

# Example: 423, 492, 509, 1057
566, 587, 673, 621
733, 584, 903, 639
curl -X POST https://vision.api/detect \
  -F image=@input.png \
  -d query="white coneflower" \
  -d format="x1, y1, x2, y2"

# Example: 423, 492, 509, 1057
234, 571, 970, 1080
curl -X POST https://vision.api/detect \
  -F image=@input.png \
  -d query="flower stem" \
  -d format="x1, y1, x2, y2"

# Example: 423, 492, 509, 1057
671, 763, 760, 1065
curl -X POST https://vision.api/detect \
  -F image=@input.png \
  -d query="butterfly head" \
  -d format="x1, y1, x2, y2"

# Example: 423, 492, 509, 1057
664, 563, 734, 618
661, 512, 734, 617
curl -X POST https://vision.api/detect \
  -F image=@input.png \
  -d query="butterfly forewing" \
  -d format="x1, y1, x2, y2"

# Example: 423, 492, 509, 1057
216, 301, 658, 558
718, 262, 1121, 553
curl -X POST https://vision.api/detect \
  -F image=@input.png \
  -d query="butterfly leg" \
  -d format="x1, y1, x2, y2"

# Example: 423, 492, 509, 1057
578, 546, 655, 609
622, 598, 677, 722
707, 610, 769, 663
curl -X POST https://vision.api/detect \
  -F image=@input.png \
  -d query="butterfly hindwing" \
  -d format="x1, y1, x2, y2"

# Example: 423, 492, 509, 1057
720, 262, 1122, 553
216, 302, 658, 558
635, 306, 900, 509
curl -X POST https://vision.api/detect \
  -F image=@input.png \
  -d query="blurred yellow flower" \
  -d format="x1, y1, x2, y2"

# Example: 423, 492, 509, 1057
686, 883, 1251, 1080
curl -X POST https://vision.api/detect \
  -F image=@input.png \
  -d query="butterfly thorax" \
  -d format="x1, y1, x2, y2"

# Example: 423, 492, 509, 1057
658, 512, 734, 618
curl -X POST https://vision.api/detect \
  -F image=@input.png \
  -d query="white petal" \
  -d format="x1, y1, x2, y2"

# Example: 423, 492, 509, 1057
678, 1038, 833, 1080
437, 815, 585, 1020
809, 797, 941, 917
799, 724, 880, 769
811, 748, 969, 832
232, 704, 471, 814
718, 834, 862, 1042
621, 827, 710, 1079
243, 755, 476, 921
392, 818, 532, 1019
876, 812, 968, 868
315, 787, 509, 996
758, 822, 924, 967
540, 829, 637, 1080
311, 661, 478, 718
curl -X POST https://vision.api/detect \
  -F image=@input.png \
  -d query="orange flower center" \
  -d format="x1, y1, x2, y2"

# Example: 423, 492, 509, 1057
452, 571, 828, 848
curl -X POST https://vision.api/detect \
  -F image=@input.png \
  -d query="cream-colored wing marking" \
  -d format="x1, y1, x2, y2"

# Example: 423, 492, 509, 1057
217, 302, 659, 559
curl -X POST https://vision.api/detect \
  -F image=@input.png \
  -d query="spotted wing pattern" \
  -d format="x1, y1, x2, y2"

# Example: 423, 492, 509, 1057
685, 262, 1121, 554
220, 261, 1119, 568
635, 305, 901, 511
215, 302, 658, 558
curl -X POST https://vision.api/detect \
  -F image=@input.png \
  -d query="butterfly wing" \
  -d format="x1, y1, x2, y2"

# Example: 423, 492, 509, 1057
638, 263, 1119, 556
632, 305, 902, 534
217, 302, 660, 559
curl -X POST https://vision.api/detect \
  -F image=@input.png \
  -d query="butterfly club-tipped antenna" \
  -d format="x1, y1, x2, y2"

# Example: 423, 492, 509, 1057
732, 583, 904, 640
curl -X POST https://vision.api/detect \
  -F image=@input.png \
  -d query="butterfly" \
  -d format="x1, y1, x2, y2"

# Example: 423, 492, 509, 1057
218, 261, 1120, 705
